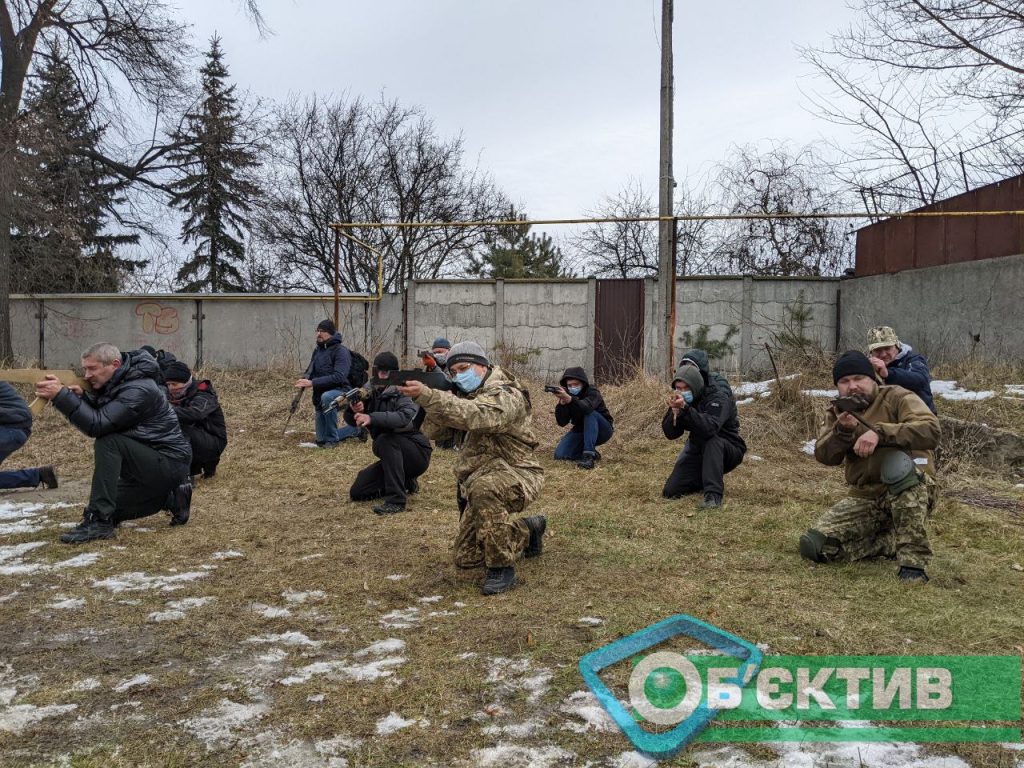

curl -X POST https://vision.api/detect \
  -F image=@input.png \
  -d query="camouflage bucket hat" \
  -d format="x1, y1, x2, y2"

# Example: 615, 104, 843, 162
867, 325, 899, 352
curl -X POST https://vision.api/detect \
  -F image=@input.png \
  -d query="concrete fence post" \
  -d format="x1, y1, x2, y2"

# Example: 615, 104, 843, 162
586, 277, 597, 376
494, 279, 505, 353
405, 280, 417, 361
740, 276, 754, 374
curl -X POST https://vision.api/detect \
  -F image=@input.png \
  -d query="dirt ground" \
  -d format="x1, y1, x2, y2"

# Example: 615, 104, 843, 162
0, 366, 1022, 768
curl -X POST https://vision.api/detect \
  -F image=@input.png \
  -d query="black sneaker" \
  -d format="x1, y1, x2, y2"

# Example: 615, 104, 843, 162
373, 502, 405, 515
481, 566, 517, 595
406, 478, 419, 494
898, 566, 929, 583
60, 517, 115, 544
38, 466, 58, 489
170, 482, 192, 526
699, 493, 722, 509
576, 453, 595, 470
593, 450, 602, 461
523, 515, 546, 558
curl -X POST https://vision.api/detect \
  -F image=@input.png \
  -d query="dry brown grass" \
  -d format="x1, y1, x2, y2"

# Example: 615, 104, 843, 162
0, 368, 1022, 767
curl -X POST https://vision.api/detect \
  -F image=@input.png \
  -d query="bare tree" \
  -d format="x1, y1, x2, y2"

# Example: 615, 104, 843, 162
712, 144, 854, 276
570, 180, 658, 278
254, 95, 510, 293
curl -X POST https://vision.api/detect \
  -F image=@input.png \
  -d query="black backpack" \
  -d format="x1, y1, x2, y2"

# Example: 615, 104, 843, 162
349, 351, 369, 387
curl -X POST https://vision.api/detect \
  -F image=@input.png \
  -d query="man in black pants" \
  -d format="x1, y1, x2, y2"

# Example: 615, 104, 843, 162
164, 361, 228, 479
345, 352, 432, 515
34, 343, 193, 543
662, 365, 746, 509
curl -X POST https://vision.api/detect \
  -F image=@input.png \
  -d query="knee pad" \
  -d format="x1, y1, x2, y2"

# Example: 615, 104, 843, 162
799, 528, 841, 563
880, 450, 922, 496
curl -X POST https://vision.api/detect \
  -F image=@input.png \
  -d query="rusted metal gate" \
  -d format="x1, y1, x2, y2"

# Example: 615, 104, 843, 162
594, 279, 645, 383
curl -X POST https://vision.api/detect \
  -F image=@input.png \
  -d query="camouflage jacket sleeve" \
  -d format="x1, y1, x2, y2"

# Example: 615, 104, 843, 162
814, 410, 857, 466
874, 391, 940, 451
416, 384, 525, 434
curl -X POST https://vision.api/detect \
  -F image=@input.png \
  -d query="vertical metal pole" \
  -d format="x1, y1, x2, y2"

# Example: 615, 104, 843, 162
658, 0, 676, 377
333, 227, 341, 328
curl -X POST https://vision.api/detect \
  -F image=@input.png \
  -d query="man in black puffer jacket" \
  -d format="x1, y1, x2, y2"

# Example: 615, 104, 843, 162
34, 344, 192, 543
164, 361, 228, 479
551, 366, 614, 470
662, 365, 746, 509
345, 352, 433, 515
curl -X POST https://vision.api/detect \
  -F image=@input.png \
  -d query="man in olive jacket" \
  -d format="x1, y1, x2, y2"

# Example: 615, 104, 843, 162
398, 341, 546, 596
801, 350, 940, 583
34, 344, 192, 544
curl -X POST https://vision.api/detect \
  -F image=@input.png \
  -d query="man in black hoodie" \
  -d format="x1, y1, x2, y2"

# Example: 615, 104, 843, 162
164, 361, 228, 479
34, 344, 193, 543
346, 352, 433, 515
678, 347, 735, 400
551, 366, 614, 470
0, 382, 57, 490
662, 365, 746, 508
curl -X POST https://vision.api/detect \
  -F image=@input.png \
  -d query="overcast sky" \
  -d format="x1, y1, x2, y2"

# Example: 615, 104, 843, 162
171, 0, 859, 222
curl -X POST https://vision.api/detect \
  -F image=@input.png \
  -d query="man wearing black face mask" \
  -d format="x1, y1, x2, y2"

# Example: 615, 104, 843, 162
661, 365, 746, 509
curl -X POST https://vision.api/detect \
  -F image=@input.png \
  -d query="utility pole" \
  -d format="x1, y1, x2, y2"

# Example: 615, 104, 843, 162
658, 0, 677, 376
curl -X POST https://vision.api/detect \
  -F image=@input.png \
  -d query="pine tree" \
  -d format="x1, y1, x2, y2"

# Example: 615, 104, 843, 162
468, 208, 567, 278
169, 36, 260, 292
12, 55, 139, 292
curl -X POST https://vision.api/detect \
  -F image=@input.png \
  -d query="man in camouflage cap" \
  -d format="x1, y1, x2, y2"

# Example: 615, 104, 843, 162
866, 326, 936, 413
397, 341, 546, 595
800, 350, 940, 583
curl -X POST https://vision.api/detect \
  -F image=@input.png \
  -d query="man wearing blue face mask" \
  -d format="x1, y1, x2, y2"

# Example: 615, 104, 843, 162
551, 366, 614, 470
662, 365, 746, 509
396, 341, 546, 596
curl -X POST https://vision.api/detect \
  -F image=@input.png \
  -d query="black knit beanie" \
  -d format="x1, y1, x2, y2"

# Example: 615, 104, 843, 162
833, 350, 875, 384
317, 318, 337, 334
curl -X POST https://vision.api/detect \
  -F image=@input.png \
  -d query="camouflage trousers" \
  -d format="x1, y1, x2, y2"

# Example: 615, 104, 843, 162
812, 475, 937, 569
454, 461, 545, 569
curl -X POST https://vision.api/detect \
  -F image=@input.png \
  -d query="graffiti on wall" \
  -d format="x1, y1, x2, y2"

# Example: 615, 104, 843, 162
135, 302, 179, 335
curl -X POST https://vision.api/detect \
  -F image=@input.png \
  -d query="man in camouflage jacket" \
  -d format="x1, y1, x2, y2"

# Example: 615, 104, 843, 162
800, 350, 940, 583
398, 341, 545, 595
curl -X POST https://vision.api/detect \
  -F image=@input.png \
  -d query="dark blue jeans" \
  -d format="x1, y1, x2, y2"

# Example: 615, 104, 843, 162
0, 426, 40, 490
554, 412, 613, 460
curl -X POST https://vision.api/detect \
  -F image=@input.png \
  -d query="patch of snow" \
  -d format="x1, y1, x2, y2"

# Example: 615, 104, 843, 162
375, 711, 428, 735
48, 597, 85, 610
768, 740, 971, 768
559, 690, 616, 733
384, 573, 408, 581
931, 380, 995, 401
734, 397, 755, 406
279, 656, 406, 686
314, 734, 362, 756
251, 603, 291, 618
298, 442, 319, 449
307, 694, 324, 703
0, 520, 44, 535
182, 699, 268, 750
149, 595, 216, 621
0, 502, 44, 520
735, 375, 799, 397
467, 745, 575, 768
800, 439, 816, 455
485, 657, 552, 704
92, 570, 208, 593
0, 541, 46, 565
112, 674, 152, 693
70, 678, 101, 692
1005, 384, 1024, 396
0, 703, 77, 734
0, 592, 19, 603
453, 601, 467, 608
577, 616, 604, 627
211, 550, 244, 560
0, 550, 99, 576
379, 607, 420, 629
245, 632, 322, 647
607, 752, 658, 768
482, 718, 546, 738
282, 590, 326, 604
298, 553, 324, 561
803, 388, 839, 398
746, 454, 764, 461
417, 595, 444, 603
458, 652, 477, 660
428, 610, 457, 618
354, 638, 406, 657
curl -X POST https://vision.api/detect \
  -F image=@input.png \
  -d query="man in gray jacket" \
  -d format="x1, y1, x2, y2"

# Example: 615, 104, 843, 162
34, 343, 192, 544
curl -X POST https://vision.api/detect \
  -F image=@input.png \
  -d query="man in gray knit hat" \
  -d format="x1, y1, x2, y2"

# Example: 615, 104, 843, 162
397, 341, 546, 595
661, 364, 746, 508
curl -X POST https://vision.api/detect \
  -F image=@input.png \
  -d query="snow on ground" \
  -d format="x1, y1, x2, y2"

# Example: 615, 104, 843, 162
735, 397, 755, 406
353, 639, 406, 657
182, 699, 269, 750
211, 550, 245, 560
734, 374, 799, 397
577, 616, 604, 627
112, 674, 152, 693
384, 574, 408, 581
0, 549, 100, 576
297, 442, 319, 449
559, 690, 616, 733
379, 607, 420, 629
374, 711, 428, 735
245, 632, 322, 648
606, 752, 658, 768
801, 439, 817, 455
931, 380, 995, 401
251, 603, 292, 619
0, 703, 78, 734
466, 745, 575, 768
92, 570, 208, 592
282, 590, 326, 604
148, 596, 216, 622
47, 597, 85, 610
485, 657, 553, 705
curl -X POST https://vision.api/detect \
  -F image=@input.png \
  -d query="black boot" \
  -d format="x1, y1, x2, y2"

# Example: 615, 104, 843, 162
406, 478, 419, 494
60, 511, 115, 544
523, 515, 546, 558
373, 502, 405, 515
898, 566, 929, 583
168, 481, 192, 526
699, 492, 722, 509
481, 566, 517, 595
38, 465, 59, 489
576, 452, 596, 470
